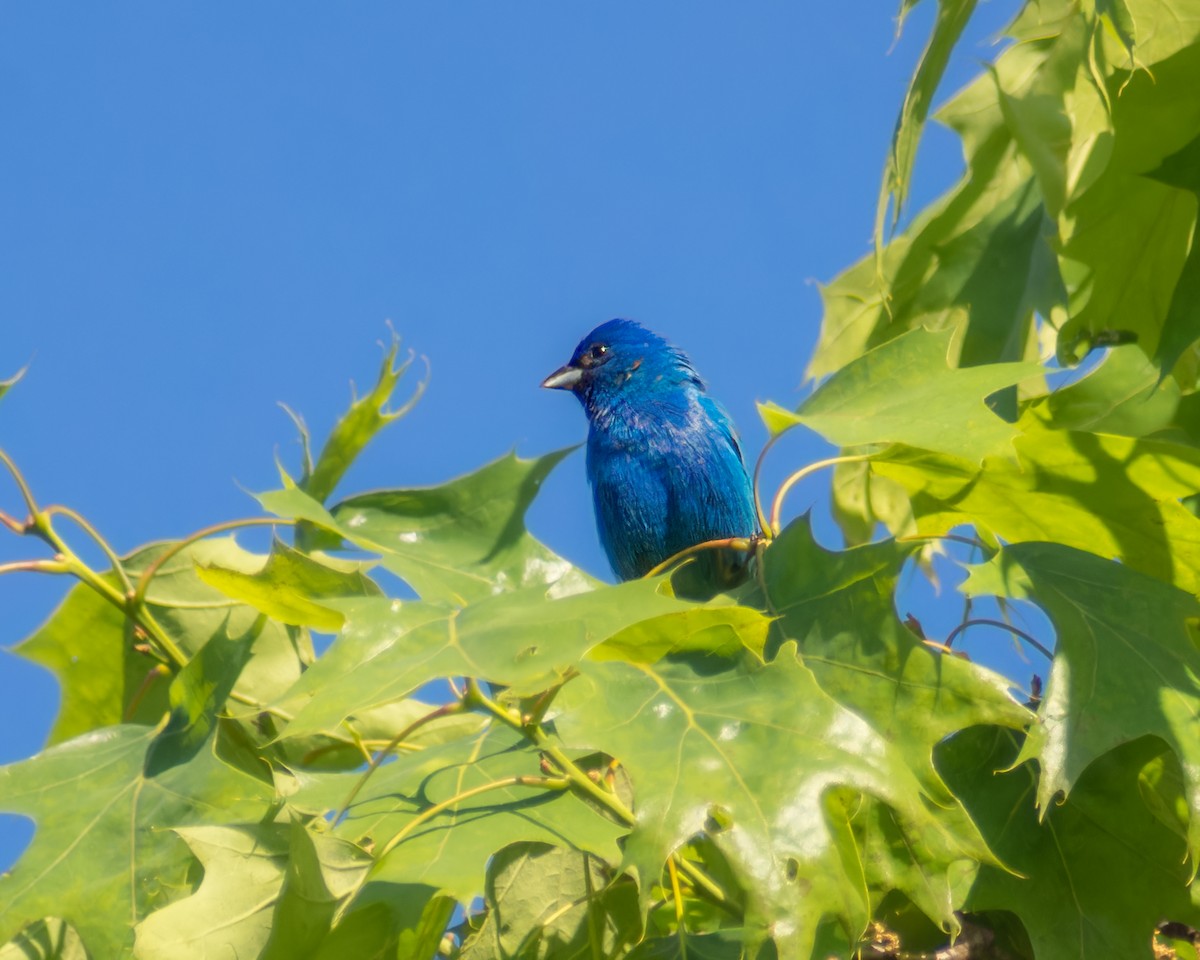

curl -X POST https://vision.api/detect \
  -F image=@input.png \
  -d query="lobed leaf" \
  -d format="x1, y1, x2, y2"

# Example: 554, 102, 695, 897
962, 541, 1200, 863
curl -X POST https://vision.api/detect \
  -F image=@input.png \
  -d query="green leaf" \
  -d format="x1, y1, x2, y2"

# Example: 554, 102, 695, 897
458, 842, 641, 960
196, 539, 381, 632
587, 605, 771, 664
286, 726, 626, 907
555, 649, 976, 958
0, 919, 88, 960
14, 538, 312, 744
1148, 130, 1200, 377
623, 930, 752, 960
132, 825, 290, 960
144, 619, 257, 776
939, 728, 1200, 957
260, 449, 593, 605
273, 579, 694, 742
763, 328, 1043, 462
299, 331, 427, 507
873, 417, 1200, 592
759, 519, 1029, 927
962, 541, 1200, 863
0, 726, 273, 958
1055, 40, 1200, 366
878, 0, 979, 234
1033, 343, 1180, 436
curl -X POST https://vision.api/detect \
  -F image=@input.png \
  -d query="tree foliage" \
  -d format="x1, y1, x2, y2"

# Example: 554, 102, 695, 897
3, 1, 1200, 957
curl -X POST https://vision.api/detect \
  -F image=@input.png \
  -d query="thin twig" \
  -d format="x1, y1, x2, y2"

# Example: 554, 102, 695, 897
945, 618, 1054, 661
770, 453, 874, 535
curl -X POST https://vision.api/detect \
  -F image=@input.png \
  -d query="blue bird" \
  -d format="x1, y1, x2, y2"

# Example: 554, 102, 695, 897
542, 319, 759, 589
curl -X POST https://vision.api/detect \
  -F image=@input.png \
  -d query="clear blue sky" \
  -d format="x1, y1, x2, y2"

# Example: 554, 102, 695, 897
0, 2, 1027, 872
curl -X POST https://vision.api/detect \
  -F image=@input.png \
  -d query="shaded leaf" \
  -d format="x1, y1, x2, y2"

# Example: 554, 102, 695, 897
962, 541, 1200, 862
759, 519, 1028, 926
939, 728, 1200, 958
458, 842, 640, 960
873, 418, 1200, 592
0, 919, 88, 960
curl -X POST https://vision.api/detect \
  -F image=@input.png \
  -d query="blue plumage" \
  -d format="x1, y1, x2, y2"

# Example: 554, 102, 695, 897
542, 319, 759, 586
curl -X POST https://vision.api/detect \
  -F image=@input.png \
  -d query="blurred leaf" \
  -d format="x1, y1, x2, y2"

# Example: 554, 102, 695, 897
273, 579, 693, 742
0, 366, 26, 406
300, 331, 426, 507
197, 539, 381, 632
874, 417, 1200, 592
555, 648, 979, 958
14, 538, 311, 744
287, 726, 626, 906
939, 728, 1200, 957
624, 930, 752, 960
878, 0, 979, 234
962, 541, 1200, 863
0, 919, 88, 960
458, 842, 640, 960
133, 824, 289, 960
0, 726, 272, 958
261, 449, 593, 605
763, 328, 1043, 462
1148, 130, 1200, 377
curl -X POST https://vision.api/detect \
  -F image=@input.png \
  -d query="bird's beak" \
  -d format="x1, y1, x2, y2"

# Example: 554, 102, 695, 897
541, 364, 583, 390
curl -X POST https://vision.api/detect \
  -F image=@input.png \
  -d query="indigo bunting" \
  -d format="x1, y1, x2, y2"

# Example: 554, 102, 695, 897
542, 319, 759, 588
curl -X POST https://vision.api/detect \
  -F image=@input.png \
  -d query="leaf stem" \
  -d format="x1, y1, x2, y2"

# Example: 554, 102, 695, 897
464, 679, 742, 919
0, 558, 70, 576
643, 537, 755, 579
751, 432, 786, 538
770, 453, 874, 535
333, 700, 468, 824
945, 618, 1054, 661
0, 448, 40, 518
42, 504, 134, 594
375, 774, 569, 862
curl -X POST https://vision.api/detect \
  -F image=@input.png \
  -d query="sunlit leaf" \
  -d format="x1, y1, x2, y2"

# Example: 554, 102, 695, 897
555, 648, 976, 958
764, 328, 1043, 462
133, 825, 290, 960
14, 538, 310, 744
261, 449, 593, 604
0, 726, 272, 958
286, 726, 626, 907
273, 579, 695, 742
197, 539, 381, 632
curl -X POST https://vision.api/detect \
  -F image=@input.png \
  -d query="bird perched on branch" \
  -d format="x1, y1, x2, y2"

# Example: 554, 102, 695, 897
542, 319, 759, 592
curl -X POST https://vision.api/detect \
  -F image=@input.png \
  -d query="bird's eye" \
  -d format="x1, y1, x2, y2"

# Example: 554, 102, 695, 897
581, 343, 610, 367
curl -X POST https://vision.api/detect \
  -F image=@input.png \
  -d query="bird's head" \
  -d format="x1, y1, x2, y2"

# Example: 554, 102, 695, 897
541, 319, 701, 414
